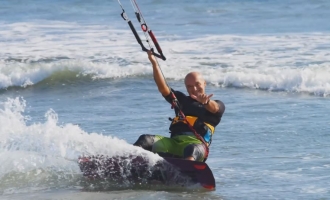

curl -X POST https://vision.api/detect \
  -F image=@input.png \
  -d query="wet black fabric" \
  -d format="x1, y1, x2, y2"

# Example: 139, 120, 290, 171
164, 89, 225, 137
183, 143, 206, 161
133, 134, 154, 151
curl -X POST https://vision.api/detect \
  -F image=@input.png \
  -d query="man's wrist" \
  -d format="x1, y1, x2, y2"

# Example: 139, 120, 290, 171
204, 99, 210, 105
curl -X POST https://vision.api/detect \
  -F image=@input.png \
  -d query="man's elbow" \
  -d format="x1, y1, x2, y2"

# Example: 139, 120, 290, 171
159, 88, 170, 97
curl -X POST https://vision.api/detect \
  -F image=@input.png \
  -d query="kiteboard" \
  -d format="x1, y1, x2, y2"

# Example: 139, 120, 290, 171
78, 154, 215, 190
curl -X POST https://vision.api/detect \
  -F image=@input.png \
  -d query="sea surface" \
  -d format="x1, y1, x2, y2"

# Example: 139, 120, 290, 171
1, 0, 330, 199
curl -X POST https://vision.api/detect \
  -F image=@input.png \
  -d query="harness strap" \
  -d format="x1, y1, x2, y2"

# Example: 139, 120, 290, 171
169, 92, 210, 161
171, 116, 215, 134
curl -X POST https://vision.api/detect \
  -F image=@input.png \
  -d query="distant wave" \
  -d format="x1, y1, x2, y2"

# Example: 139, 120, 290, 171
1, 22, 330, 96
0, 58, 152, 90
212, 64, 330, 97
1, 58, 329, 97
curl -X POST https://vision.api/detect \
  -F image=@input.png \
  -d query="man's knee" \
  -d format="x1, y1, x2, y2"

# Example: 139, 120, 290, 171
133, 134, 155, 151
183, 144, 206, 162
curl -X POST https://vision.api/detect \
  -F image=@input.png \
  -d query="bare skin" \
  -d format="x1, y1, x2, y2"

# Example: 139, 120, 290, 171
148, 51, 220, 114
148, 50, 171, 96
184, 72, 220, 114
147, 51, 222, 161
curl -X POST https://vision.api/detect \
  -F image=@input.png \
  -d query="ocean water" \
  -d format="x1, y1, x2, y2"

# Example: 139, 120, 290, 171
1, 0, 330, 199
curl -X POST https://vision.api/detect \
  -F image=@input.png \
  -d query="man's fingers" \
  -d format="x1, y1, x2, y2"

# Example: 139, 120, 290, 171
191, 93, 213, 104
190, 94, 197, 100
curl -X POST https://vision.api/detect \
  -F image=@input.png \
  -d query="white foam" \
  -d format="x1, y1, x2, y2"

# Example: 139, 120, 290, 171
1, 21, 330, 96
0, 97, 160, 182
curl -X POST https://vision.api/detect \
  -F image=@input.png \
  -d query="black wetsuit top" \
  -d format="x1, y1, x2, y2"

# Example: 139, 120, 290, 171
164, 89, 225, 137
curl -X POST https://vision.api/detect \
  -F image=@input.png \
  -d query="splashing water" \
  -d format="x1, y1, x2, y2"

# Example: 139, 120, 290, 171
0, 97, 163, 194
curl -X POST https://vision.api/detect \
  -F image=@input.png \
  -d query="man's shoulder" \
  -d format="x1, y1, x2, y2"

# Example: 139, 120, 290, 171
172, 89, 187, 97
163, 88, 187, 99
213, 99, 225, 116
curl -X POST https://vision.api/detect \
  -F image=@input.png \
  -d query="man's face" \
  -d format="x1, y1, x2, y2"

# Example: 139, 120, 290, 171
185, 74, 206, 97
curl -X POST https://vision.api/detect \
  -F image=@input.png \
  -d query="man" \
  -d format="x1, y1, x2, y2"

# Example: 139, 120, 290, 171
133, 51, 225, 162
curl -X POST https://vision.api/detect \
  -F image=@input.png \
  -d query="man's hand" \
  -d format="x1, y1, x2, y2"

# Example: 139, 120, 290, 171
191, 93, 220, 113
147, 50, 157, 65
147, 50, 170, 96
190, 93, 214, 105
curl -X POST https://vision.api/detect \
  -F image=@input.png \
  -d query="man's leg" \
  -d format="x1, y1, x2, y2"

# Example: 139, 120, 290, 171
168, 135, 206, 162
134, 134, 206, 161
133, 134, 156, 151
133, 134, 176, 154
183, 143, 206, 162
134, 134, 182, 158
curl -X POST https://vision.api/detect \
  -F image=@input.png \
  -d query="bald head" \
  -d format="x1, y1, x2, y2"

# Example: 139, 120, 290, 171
184, 72, 204, 84
184, 72, 206, 97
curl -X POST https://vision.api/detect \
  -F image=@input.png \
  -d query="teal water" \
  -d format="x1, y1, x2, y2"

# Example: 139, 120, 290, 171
1, 0, 330, 199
